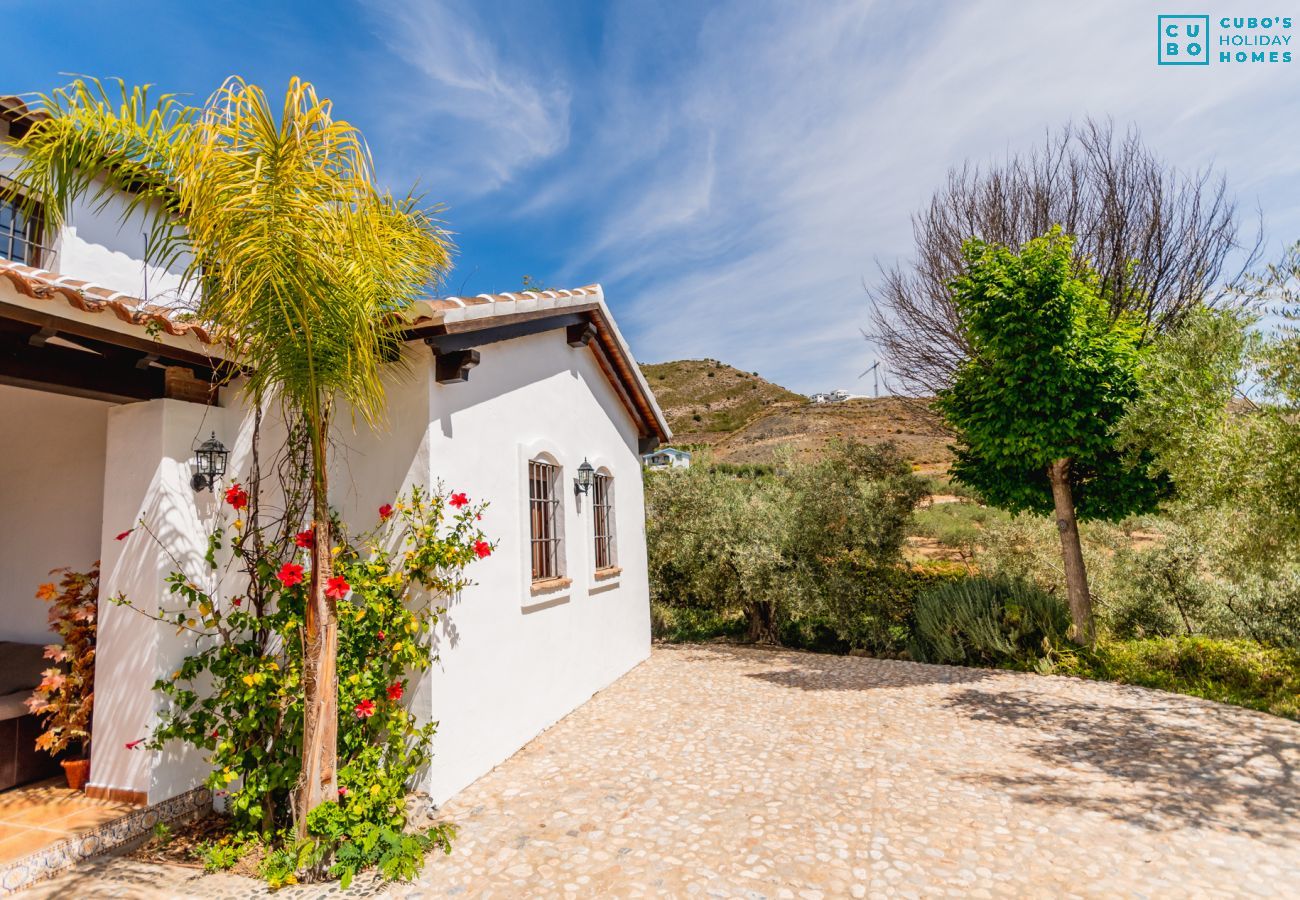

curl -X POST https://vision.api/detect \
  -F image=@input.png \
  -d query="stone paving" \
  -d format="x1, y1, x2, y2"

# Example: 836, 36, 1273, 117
20, 644, 1300, 898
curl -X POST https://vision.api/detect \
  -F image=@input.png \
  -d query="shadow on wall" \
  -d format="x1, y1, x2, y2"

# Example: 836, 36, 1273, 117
943, 687, 1300, 842
99, 461, 218, 798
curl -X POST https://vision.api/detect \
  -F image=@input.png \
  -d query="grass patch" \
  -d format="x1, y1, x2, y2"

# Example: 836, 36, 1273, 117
1055, 636, 1300, 720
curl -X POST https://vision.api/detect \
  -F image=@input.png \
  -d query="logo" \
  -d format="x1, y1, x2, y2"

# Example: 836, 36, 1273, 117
1158, 15, 1210, 64
1157, 14, 1293, 65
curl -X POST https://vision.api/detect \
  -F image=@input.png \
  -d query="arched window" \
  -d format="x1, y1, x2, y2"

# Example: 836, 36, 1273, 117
592, 469, 616, 571
528, 457, 563, 581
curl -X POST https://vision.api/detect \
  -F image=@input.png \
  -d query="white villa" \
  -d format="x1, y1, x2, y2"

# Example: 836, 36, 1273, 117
809, 389, 852, 404
0, 95, 669, 819
642, 447, 692, 470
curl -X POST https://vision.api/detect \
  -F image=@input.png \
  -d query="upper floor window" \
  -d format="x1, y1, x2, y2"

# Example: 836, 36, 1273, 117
592, 471, 616, 570
528, 458, 563, 581
0, 190, 42, 267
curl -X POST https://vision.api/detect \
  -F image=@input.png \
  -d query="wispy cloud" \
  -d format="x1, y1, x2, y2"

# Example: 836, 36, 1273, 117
361, 0, 572, 193
365, 0, 1300, 393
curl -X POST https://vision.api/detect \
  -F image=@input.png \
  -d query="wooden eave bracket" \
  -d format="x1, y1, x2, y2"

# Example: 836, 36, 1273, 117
431, 345, 480, 384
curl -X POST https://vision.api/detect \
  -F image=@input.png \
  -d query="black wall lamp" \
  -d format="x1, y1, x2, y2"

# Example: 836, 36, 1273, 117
191, 432, 229, 492
574, 458, 595, 496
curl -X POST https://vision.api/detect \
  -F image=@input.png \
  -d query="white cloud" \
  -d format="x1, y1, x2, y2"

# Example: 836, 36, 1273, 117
525, 1, 1300, 393
361, 0, 571, 192
368, 0, 1300, 394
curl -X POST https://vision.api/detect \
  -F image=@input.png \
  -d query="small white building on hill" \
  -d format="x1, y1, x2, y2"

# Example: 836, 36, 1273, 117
642, 447, 692, 470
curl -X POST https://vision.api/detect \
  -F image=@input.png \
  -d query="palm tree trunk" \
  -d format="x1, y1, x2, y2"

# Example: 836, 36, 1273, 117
1047, 458, 1094, 646
296, 413, 338, 838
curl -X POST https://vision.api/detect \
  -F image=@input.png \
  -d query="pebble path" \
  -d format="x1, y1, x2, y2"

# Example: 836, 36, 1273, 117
21, 644, 1300, 898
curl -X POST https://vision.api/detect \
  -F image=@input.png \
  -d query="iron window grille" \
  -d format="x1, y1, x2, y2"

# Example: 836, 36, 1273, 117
529, 459, 562, 581
592, 472, 615, 570
0, 191, 45, 268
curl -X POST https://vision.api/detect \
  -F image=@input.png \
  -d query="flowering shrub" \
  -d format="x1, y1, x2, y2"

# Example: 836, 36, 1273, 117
28, 564, 99, 757
121, 481, 491, 886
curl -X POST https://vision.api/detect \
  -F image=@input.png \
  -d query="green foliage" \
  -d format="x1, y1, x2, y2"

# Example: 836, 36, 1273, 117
1055, 637, 1300, 720
911, 501, 1009, 565
938, 228, 1166, 521
1119, 287, 1300, 572
970, 509, 1300, 649
127, 483, 490, 884
910, 576, 1071, 667
649, 604, 746, 643
646, 442, 925, 644
199, 837, 248, 872
307, 801, 455, 888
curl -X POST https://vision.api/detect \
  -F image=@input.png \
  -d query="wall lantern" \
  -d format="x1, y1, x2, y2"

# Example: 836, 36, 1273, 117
191, 432, 230, 492
574, 458, 595, 496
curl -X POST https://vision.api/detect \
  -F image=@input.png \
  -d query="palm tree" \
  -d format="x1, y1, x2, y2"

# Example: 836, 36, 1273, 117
7, 78, 452, 834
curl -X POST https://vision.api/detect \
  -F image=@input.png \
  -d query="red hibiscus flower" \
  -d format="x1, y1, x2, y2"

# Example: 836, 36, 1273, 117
449, 492, 469, 509
325, 576, 350, 600
474, 540, 492, 559
294, 529, 314, 549
125, 738, 145, 750
225, 484, 248, 510
354, 699, 376, 719
387, 681, 404, 701
277, 562, 305, 588
232, 598, 242, 607
115, 529, 133, 541
377, 631, 386, 641
338, 786, 349, 797
378, 503, 394, 520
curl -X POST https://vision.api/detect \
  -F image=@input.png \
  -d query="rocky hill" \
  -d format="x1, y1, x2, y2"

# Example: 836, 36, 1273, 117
639, 359, 953, 472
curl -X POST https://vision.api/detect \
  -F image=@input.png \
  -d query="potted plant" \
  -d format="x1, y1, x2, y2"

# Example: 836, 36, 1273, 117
28, 564, 98, 790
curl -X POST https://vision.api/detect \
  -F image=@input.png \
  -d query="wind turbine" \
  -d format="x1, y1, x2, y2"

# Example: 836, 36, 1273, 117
859, 361, 881, 398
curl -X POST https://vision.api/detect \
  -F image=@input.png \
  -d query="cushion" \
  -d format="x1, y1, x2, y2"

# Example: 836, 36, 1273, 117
0, 642, 50, 697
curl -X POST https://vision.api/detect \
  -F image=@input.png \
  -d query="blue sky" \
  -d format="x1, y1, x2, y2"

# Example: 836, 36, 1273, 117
8, 1, 1300, 393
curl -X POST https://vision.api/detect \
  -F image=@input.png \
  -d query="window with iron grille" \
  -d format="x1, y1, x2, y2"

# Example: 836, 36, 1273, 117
528, 459, 562, 581
0, 191, 42, 267
592, 472, 615, 570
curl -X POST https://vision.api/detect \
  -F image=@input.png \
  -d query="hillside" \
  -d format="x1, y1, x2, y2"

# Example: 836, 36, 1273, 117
640, 359, 953, 471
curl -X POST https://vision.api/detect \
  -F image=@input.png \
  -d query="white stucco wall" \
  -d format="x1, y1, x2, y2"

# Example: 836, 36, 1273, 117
2, 137, 185, 301
93, 398, 234, 802
412, 329, 652, 804
0, 385, 110, 644
87, 327, 652, 806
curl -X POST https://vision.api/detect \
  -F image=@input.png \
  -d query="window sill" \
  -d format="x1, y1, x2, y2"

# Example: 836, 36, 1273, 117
530, 577, 573, 596
594, 566, 622, 581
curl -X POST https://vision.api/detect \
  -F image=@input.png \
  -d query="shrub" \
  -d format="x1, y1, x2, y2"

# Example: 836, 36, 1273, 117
28, 563, 98, 758
1056, 637, 1300, 720
646, 441, 926, 646
120, 475, 491, 887
911, 576, 1070, 667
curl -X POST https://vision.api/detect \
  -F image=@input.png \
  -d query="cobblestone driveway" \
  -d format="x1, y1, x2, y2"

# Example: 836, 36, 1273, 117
24, 644, 1300, 898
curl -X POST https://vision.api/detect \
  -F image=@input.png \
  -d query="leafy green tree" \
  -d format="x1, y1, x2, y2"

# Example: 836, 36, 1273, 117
1119, 243, 1300, 572
9, 78, 451, 834
937, 228, 1166, 644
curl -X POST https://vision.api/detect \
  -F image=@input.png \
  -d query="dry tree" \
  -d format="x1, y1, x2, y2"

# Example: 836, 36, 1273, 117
869, 119, 1259, 395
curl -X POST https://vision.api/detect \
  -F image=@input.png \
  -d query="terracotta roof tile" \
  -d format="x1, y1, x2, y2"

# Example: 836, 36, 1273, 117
0, 260, 214, 343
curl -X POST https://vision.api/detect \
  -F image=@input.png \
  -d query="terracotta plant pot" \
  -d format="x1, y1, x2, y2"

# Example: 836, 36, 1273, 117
61, 758, 91, 792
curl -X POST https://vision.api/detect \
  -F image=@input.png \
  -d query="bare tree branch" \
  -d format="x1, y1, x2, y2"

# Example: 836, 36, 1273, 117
869, 119, 1261, 395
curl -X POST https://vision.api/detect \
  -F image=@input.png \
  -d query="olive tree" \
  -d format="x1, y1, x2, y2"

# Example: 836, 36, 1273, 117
645, 443, 925, 645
